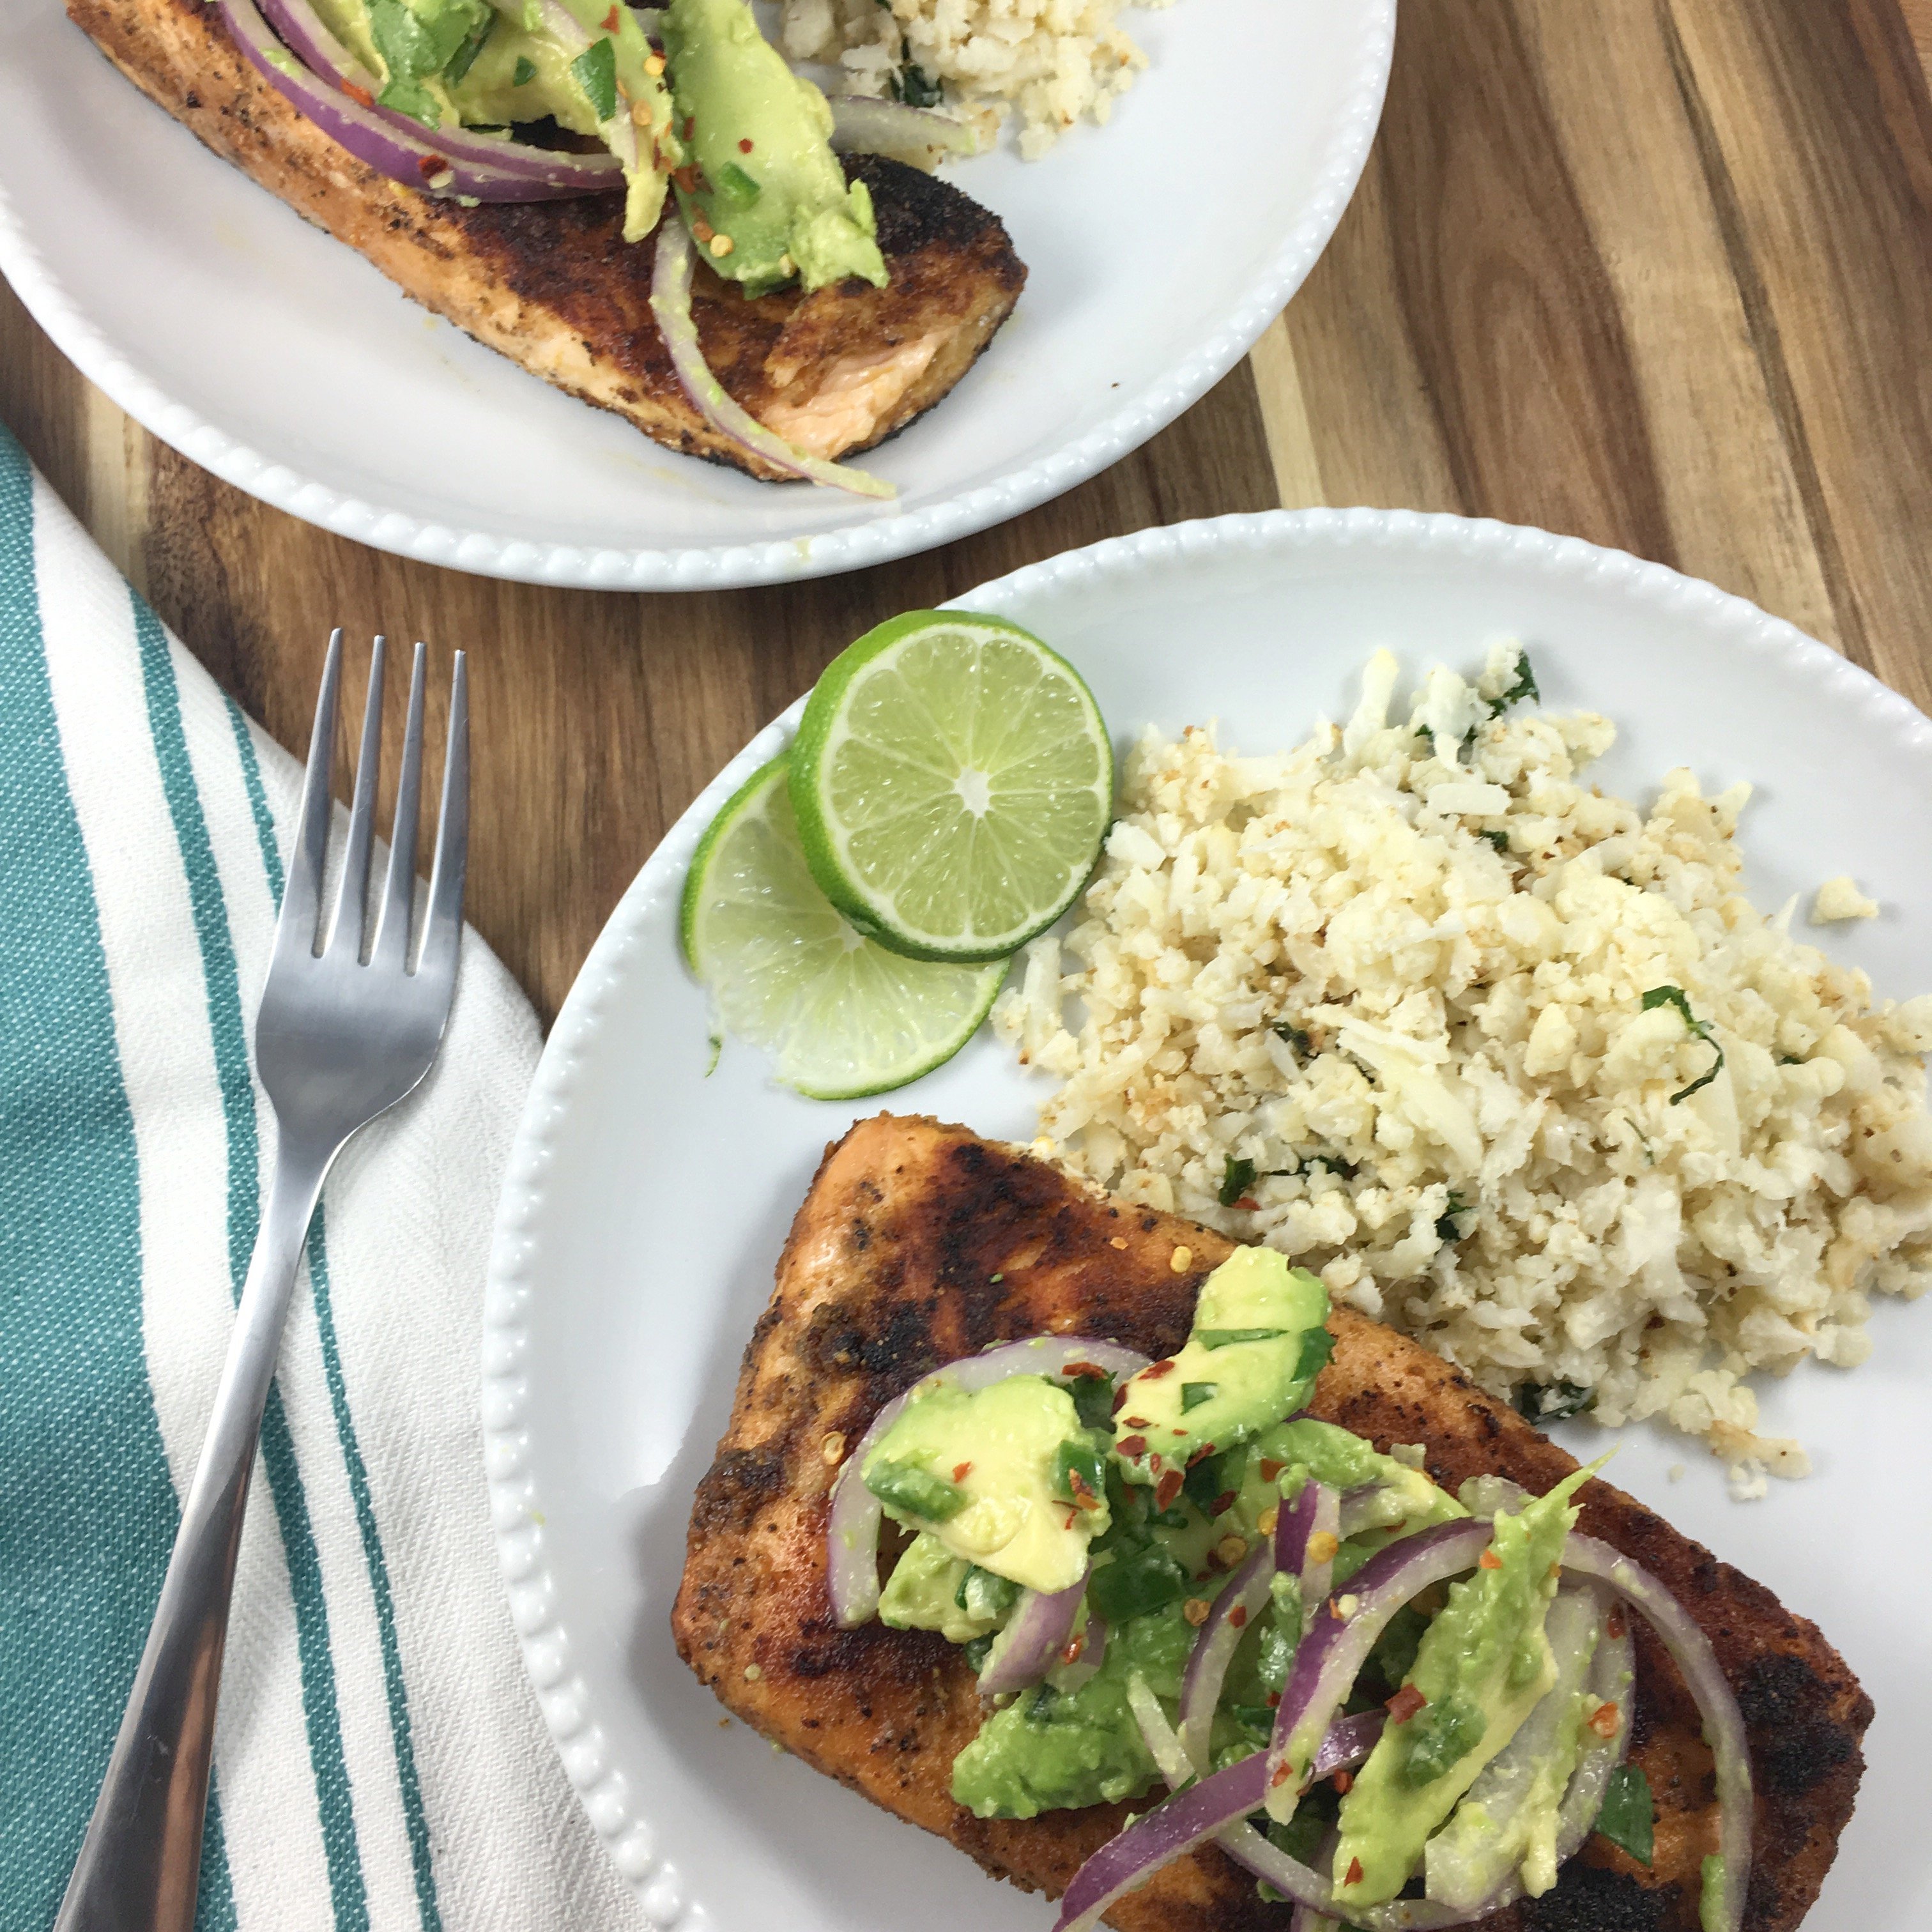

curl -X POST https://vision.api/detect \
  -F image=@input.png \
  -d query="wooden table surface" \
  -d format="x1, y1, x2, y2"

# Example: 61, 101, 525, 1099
6, 0, 1931, 1029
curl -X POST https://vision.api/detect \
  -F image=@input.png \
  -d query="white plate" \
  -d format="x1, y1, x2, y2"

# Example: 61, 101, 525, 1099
484, 509, 1932, 1930
0, 0, 1390, 590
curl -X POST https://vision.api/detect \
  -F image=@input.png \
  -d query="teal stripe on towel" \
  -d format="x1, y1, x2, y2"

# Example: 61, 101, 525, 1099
226, 693, 445, 1932
0, 434, 238, 1931
134, 604, 370, 1932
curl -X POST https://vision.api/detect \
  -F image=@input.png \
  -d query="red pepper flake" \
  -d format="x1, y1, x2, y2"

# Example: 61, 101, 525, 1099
1118, 1435, 1149, 1459
1384, 1685, 1427, 1725
1209, 1489, 1238, 1517
418, 153, 449, 178
1063, 1508, 1078, 1529
1187, 1443, 1216, 1467
689, 213, 714, 243
1061, 1634, 1085, 1666
1588, 1701, 1621, 1742
1111, 1386, 1131, 1414
951, 1462, 972, 1482
682, 114, 694, 139
601, 4, 618, 27
1148, 1453, 1163, 1473
1331, 1769, 1354, 1795
1479, 1547, 1503, 1571
1063, 1361, 1108, 1381
1068, 1471, 1100, 1511
1345, 1858, 1365, 1889
1265, 1691, 1280, 1708
1154, 1469, 1184, 1511
1123, 1416, 1153, 1429
673, 165, 701, 195
1269, 1761, 1294, 1790
1260, 1459, 1285, 1482
1229, 1604, 1248, 1629
343, 80, 374, 107
1142, 1360, 1177, 1380
738, 136, 754, 153
1607, 1605, 1627, 1640
1234, 1196, 1260, 1211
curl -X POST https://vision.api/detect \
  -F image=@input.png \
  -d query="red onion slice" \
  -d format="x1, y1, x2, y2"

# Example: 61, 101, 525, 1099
1177, 1538, 1274, 1773
650, 218, 897, 497
1265, 1520, 1493, 1823
255, 0, 372, 87
828, 95, 979, 168
978, 1574, 1088, 1697
1312, 1708, 1385, 1778
1274, 1477, 1342, 1606
220, 0, 622, 198
1126, 1671, 1195, 1790
825, 1333, 1152, 1625
1557, 1536, 1751, 1932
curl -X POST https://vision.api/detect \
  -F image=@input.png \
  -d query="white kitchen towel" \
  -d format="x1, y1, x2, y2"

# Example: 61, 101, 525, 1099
0, 422, 646, 1932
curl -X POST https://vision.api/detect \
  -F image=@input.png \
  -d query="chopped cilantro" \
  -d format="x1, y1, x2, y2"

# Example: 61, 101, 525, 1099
1062, 1367, 1116, 1432
1595, 1763, 1655, 1866
1512, 1381, 1595, 1425
1181, 1383, 1218, 1414
1273, 1022, 1312, 1058
442, 11, 494, 86
715, 160, 762, 207
1219, 1156, 1257, 1206
1479, 828, 1510, 854
512, 54, 537, 84
1196, 1328, 1288, 1351
1641, 985, 1725, 1103
570, 35, 618, 123
1303, 1152, 1358, 1181
891, 59, 943, 107
1435, 1191, 1470, 1243
1181, 1450, 1225, 1514
1489, 650, 1540, 716
1294, 1326, 1336, 1383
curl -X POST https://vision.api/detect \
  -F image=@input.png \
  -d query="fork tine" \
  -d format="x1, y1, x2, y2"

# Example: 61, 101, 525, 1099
372, 643, 428, 970
275, 629, 344, 961
326, 636, 387, 960
418, 652, 469, 988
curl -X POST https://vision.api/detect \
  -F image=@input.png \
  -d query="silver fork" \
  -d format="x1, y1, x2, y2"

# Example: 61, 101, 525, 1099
54, 631, 469, 1932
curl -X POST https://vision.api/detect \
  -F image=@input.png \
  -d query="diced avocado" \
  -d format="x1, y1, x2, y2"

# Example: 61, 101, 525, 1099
951, 1600, 1193, 1818
862, 1376, 1110, 1595
1109, 1251, 1330, 1480
878, 1533, 1013, 1644
1256, 1418, 1468, 1541
661, 0, 887, 295
314, 0, 677, 238
1328, 1465, 1594, 1906
1423, 1588, 1602, 1906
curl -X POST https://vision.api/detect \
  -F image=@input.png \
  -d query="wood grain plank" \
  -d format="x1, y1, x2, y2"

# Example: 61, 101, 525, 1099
1519, 0, 1837, 641
1666, 0, 1932, 708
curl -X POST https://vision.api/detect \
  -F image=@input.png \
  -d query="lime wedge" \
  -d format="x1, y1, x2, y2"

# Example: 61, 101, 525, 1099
788, 611, 1114, 963
680, 754, 1006, 1100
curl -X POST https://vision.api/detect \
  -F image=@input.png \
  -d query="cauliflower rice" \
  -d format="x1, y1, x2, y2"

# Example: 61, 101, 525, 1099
779, 0, 1171, 158
994, 647, 1932, 1497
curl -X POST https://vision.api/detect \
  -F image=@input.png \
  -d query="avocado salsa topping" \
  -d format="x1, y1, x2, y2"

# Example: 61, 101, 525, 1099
222, 0, 940, 492
827, 1250, 1756, 1932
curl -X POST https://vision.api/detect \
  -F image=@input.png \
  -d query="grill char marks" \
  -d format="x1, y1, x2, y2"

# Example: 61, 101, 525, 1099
671, 1116, 1868, 1932
70, 0, 1025, 478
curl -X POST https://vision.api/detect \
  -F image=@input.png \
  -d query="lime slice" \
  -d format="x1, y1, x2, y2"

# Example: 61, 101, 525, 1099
680, 754, 1006, 1100
788, 611, 1114, 963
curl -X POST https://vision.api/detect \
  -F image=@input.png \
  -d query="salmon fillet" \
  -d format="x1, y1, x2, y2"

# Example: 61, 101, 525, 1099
68, 0, 1026, 479
673, 1116, 1869, 1932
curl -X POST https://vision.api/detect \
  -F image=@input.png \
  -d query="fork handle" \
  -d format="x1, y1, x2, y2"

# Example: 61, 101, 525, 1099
54, 1127, 339, 1932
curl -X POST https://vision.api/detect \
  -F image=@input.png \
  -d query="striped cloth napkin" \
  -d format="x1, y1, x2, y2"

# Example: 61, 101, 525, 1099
0, 424, 645, 1932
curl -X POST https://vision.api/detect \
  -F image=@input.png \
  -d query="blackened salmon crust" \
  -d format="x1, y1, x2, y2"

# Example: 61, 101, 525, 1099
674, 1116, 1867, 1932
